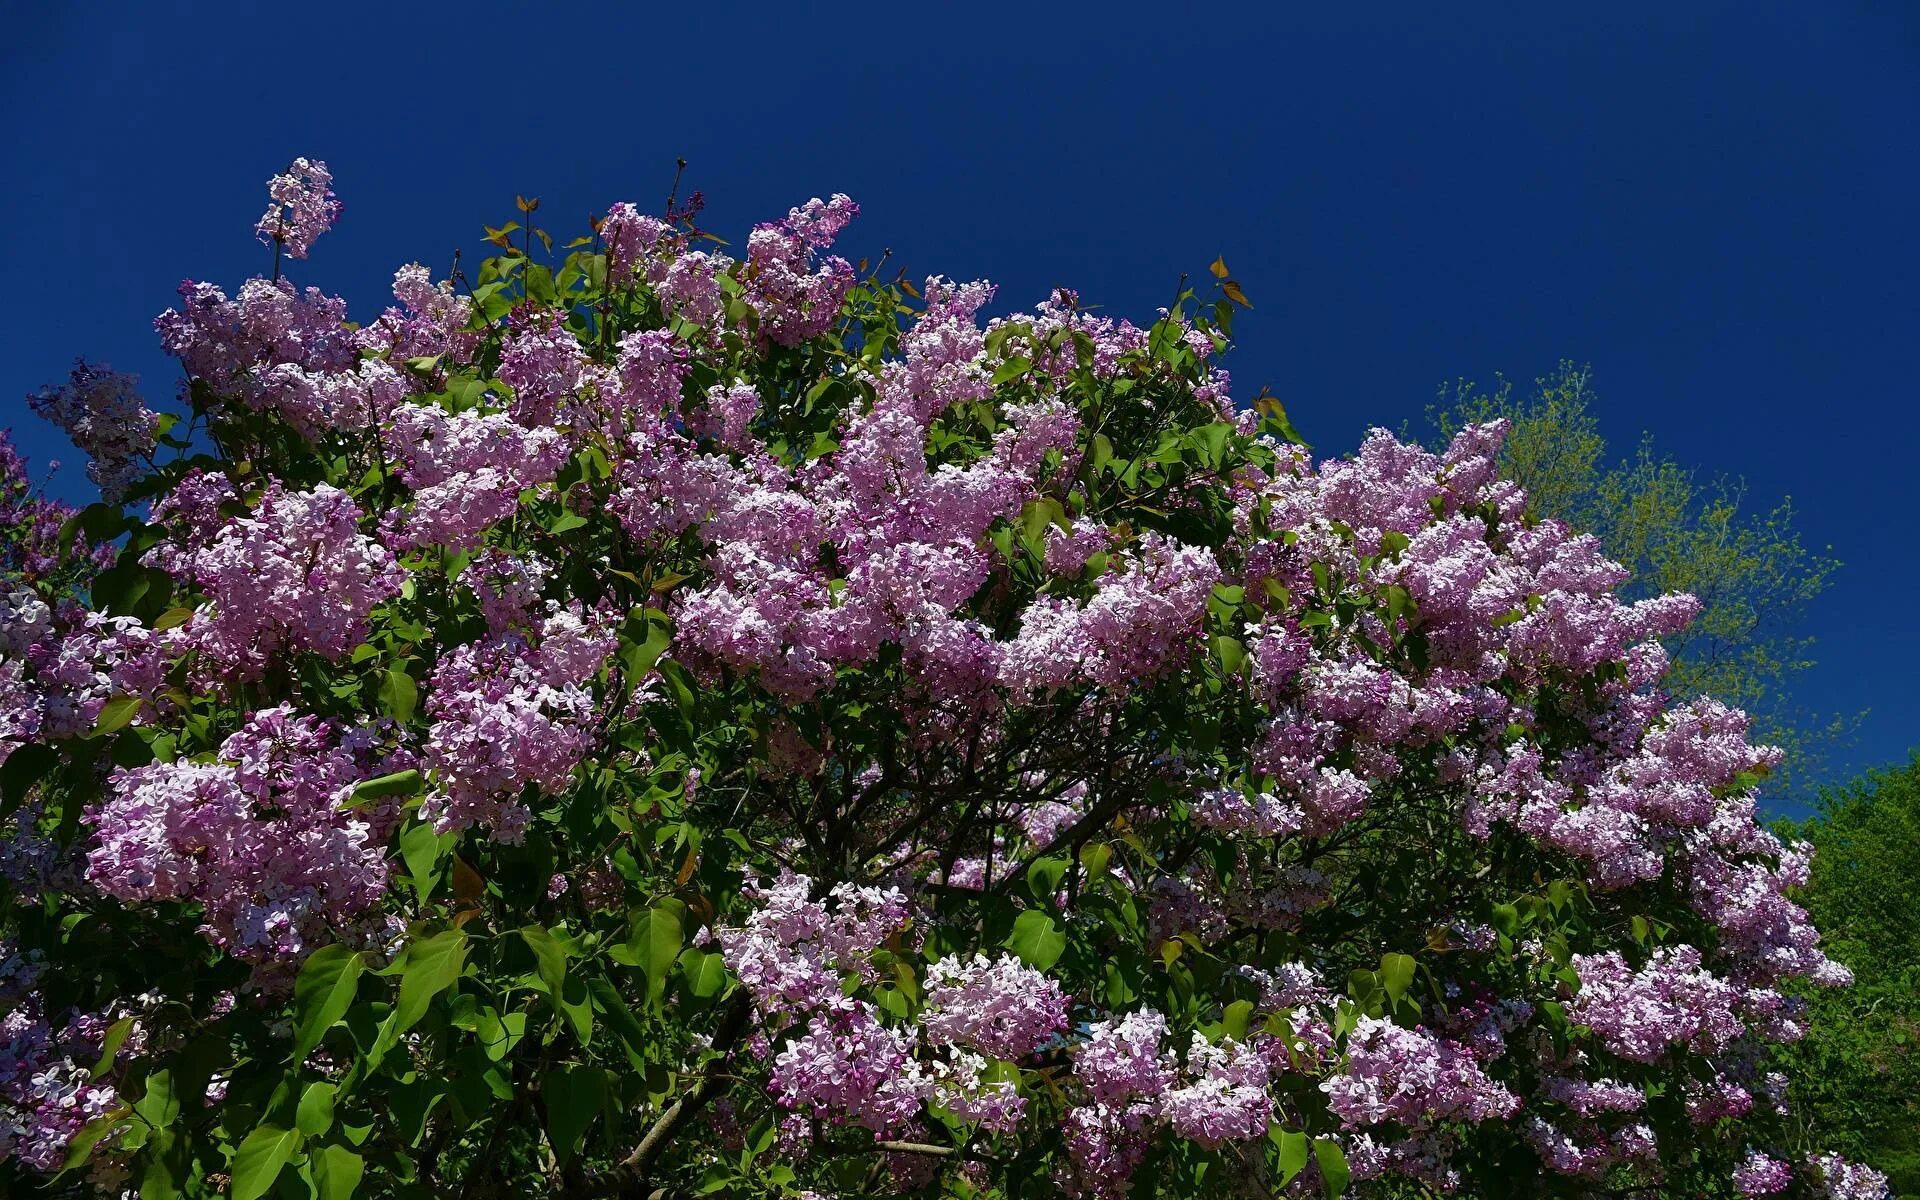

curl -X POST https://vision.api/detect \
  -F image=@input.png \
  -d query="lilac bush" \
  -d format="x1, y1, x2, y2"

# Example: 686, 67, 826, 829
0, 161, 1887, 1199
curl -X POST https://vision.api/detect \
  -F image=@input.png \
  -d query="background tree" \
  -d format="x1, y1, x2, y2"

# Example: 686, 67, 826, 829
1429, 363, 1853, 797
1776, 760, 1920, 1196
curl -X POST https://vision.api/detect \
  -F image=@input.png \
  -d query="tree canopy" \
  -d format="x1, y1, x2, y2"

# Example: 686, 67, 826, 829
0, 165, 1886, 1200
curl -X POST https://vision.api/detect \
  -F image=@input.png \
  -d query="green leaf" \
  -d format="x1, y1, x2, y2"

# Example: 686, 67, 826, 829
1019, 496, 1065, 545
133, 1068, 180, 1129
1005, 910, 1066, 972
543, 1064, 607, 1168
89, 1016, 136, 1080
399, 821, 456, 905
1273, 1128, 1311, 1184
394, 928, 469, 1030
991, 356, 1033, 385
378, 668, 419, 724
636, 900, 686, 1002
1378, 953, 1416, 1003
344, 769, 420, 808
1026, 855, 1070, 902
1314, 1138, 1350, 1197
558, 976, 596, 1046
297, 1081, 339, 1137
91, 695, 143, 737
138, 1129, 184, 1200
678, 947, 729, 999
291, 945, 366, 1061
1211, 635, 1247, 676
519, 925, 569, 998
60, 1111, 124, 1174
310, 1144, 366, 1200
618, 612, 673, 681
230, 1123, 303, 1200
1222, 999, 1254, 1042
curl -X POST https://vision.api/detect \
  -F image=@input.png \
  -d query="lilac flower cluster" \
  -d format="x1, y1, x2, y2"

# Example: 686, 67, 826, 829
1733, 1149, 1793, 1195
1060, 1009, 1278, 1195
1807, 1152, 1891, 1199
0, 999, 121, 1173
254, 157, 341, 259
720, 873, 1051, 1142
2, 432, 111, 588
1320, 1016, 1520, 1127
744, 195, 858, 347
151, 482, 403, 675
1567, 946, 1746, 1063
922, 953, 1070, 1060
421, 610, 612, 842
383, 404, 568, 549
25, 361, 159, 501
83, 705, 391, 964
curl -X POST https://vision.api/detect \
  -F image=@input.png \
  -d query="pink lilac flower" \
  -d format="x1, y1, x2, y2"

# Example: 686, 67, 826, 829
255, 157, 340, 259
922, 954, 1070, 1059
497, 310, 587, 425
929, 1049, 1026, 1133
356, 263, 478, 363
600, 202, 672, 286
0, 1001, 122, 1172
382, 404, 569, 549
744, 195, 859, 347
1001, 534, 1222, 692
1733, 1149, 1793, 1195
1076, 1009, 1176, 1106
1320, 1016, 1520, 1127
1163, 1033, 1271, 1145
83, 705, 388, 963
768, 998, 926, 1135
155, 482, 402, 675
420, 616, 611, 842
1806, 1152, 1891, 1200
717, 870, 911, 1016
1566, 946, 1745, 1063
26, 361, 159, 502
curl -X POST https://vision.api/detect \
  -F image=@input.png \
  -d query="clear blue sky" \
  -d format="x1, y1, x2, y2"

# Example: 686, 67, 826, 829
4, 3, 1915, 805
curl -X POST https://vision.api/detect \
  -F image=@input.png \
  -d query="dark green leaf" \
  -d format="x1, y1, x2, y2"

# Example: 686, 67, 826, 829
230, 1123, 303, 1200
519, 925, 568, 998
394, 928, 468, 1030
378, 668, 418, 724
291, 945, 366, 1061
1005, 910, 1066, 972
543, 1064, 607, 1168
91, 695, 142, 737
1273, 1128, 1310, 1184
89, 1016, 136, 1080
1379, 953, 1416, 1003
297, 1081, 338, 1137
1314, 1138, 1350, 1197
636, 900, 686, 1002
133, 1069, 180, 1129
344, 769, 421, 808
678, 948, 728, 999
310, 1144, 365, 1200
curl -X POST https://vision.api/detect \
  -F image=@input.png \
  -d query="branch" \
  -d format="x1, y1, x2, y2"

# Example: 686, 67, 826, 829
576, 993, 752, 1198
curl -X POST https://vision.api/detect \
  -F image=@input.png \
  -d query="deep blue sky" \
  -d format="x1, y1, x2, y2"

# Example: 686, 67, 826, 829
4, 3, 1916, 806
